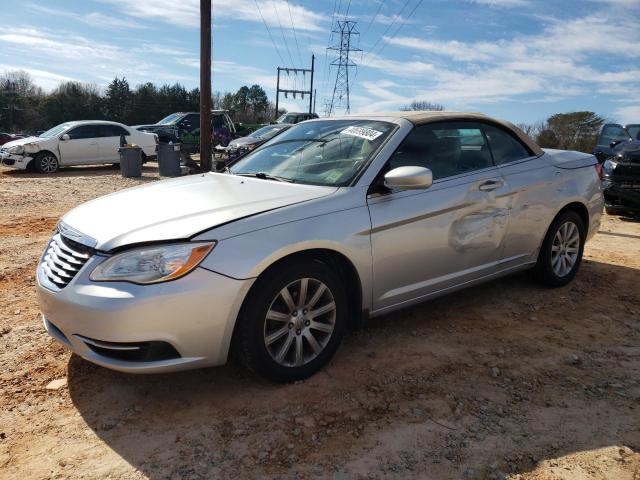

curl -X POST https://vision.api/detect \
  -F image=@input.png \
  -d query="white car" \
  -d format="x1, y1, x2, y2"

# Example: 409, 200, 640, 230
0, 120, 157, 174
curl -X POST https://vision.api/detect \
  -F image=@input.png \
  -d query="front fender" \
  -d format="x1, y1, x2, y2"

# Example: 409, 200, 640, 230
198, 206, 374, 310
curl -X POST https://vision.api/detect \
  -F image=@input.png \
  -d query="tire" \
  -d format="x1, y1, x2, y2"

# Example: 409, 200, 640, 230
534, 210, 585, 287
34, 152, 59, 174
236, 259, 347, 382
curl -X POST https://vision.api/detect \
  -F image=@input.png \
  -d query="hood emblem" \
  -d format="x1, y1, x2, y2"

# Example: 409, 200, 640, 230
58, 221, 98, 248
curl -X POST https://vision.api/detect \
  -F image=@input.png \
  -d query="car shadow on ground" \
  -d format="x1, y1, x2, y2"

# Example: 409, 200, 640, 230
67, 259, 640, 479
1, 164, 160, 180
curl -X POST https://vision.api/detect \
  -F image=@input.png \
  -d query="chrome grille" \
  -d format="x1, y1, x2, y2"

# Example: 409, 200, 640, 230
40, 233, 92, 289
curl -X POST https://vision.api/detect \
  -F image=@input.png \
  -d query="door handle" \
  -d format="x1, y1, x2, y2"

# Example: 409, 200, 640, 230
478, 180, 503, 192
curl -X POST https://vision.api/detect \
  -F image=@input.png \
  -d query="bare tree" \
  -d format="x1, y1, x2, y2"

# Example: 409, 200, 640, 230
400, 100, 445, 112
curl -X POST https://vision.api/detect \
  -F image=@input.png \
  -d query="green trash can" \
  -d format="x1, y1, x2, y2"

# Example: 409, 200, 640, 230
119, 146, 142, 178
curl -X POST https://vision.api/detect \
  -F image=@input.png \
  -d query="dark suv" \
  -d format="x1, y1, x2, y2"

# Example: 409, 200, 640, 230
594, 123, 640, 216
133, 111, 236, 154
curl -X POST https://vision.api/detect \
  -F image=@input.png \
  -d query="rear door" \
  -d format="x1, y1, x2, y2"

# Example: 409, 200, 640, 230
482, 123, 553, 264
96, 124, 130, 162
367, 121, 511, 312
58, 125, 99, 165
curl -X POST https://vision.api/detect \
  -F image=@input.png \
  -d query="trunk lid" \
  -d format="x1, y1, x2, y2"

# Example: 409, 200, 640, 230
543, 149, 597, 169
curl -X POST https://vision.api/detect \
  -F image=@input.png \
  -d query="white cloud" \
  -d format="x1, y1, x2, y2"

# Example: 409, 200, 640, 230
614, 106, 640, 124
470, 0, 530, 6
0, 27, 193, 89
363, 13, 640, 110
0, 65, 73, 90
27, 3, 148, 30
100, 0, 326, 31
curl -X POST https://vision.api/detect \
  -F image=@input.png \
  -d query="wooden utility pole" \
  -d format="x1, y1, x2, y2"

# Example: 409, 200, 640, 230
199, 0, 212, 171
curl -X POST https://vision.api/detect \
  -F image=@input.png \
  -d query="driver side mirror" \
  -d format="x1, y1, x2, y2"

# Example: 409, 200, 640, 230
384, 166, 433, 190
60, 134, 70, 141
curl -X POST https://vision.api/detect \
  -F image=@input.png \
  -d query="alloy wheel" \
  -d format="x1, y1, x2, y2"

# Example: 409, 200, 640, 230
40, 155, 58, 173
263, 277, 336, 367
551, 221, 580, 277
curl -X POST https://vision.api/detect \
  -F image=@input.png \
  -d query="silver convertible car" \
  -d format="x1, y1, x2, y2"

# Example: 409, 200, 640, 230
37, 112, 603, 381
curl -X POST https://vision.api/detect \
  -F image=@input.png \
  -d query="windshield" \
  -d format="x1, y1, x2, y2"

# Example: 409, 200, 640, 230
249, 125, 288, 140
156, 113, 183, 125
230, 120, 396, 186
276, 114, 297, 124
628, 125, 640, 141
39, 123, 73, 138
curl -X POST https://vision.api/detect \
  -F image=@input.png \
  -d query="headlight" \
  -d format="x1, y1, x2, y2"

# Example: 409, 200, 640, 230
603, 159, 618, 175
90, 242, 215, 284
8, 145, 24, 155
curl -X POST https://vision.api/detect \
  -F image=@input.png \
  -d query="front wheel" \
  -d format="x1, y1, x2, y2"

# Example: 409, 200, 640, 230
34, 152, 59, 174
236, 259, 347, 382
534, 211, 585, 287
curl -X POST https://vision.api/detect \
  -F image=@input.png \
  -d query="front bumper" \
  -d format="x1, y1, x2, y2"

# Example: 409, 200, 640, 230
603, 180, 640, 211
37, 254, 254, 373
0, 151, 32, 169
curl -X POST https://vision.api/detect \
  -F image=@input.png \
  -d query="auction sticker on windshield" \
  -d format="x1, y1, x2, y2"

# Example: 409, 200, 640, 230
341, 126, 383, 141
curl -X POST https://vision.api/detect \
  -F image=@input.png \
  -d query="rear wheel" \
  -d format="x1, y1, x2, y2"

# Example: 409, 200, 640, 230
236, 259, 347, 382
534, 210, 585, 287
34, 152, 59, 174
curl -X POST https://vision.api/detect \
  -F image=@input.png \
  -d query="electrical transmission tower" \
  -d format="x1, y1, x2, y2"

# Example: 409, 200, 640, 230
327, 20, 361, 116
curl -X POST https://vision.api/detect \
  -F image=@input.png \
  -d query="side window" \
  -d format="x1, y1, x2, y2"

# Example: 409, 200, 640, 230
387, 122, 493, 180
66, 125, 97, 140
95, 125, 128, 137
483, 124, 531, 165
599, 124, 630, 145
180, 114, 199, 131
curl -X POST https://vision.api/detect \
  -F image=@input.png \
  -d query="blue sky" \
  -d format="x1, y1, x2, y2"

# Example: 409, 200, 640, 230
1, 0, 639, 124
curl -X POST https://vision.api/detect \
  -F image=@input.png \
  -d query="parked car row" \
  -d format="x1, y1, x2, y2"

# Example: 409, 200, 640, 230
0, 121, 157, 173
37, 111, 603, 381
0, 110, 325, 174
594, 123, 640, 215
133, 110, 237, 154
217, 123, 293, 162
0, 132, 27, 145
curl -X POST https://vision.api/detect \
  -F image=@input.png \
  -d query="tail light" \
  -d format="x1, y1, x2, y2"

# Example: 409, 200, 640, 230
594, 163, 603, 180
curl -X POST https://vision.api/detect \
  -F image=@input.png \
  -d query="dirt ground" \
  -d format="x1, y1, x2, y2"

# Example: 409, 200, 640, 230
1, 164, 639, 480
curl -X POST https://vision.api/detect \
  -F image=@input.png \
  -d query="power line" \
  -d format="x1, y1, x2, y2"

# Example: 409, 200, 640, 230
254, 0, 286, 66
273, 1, 296, 66
375, 0, 424, 58
286, 0, 304, 65
344, 0, 352, 19
362, 0, 385, 36
366, 0, 410, 59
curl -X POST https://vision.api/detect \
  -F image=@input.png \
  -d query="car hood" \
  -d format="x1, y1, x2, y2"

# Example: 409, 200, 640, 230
1, 136, 47, 149
60, 172, 337, 251
229, 136, 261, 148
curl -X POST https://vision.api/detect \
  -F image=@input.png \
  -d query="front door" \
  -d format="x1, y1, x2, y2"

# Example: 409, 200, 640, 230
367, 122, 511, 313
58, 125, 99, 165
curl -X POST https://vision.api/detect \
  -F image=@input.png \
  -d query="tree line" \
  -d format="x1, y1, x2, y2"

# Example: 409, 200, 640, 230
2, 71, 608, 154
0, 71, 280, 134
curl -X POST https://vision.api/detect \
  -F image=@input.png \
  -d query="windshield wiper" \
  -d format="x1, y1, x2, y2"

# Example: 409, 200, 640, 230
235, 172, 295, 183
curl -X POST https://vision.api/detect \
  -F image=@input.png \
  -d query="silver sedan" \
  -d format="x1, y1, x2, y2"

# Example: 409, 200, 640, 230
37, 112, 603, 381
